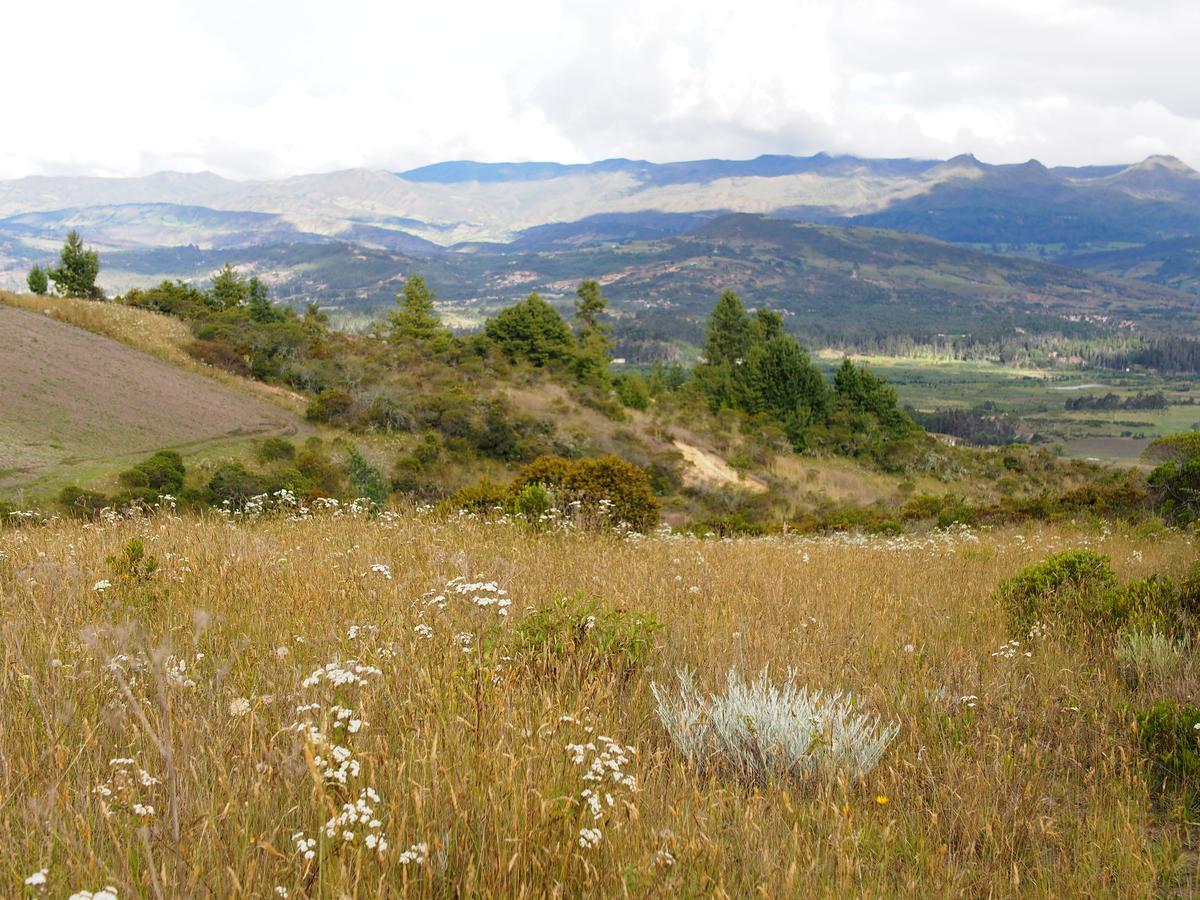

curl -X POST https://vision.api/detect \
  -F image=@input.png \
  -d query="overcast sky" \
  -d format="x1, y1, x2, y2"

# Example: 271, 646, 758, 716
4, 0, 1199, 180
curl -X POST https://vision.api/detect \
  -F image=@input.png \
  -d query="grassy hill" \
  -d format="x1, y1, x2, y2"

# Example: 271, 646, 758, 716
0, 294, 310, 500
0, 288, 1126, 531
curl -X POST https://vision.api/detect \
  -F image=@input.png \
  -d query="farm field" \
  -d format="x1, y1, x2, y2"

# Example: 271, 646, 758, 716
831, 354, 1200, 465
0, 303, 309, 501
2, 510, 1198, 896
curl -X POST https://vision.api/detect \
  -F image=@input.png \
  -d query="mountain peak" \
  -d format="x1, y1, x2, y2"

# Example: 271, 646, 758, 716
1130, 154, 1198, 176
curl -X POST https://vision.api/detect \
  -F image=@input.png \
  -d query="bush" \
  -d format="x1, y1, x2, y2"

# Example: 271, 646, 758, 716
344, 445, 389, 505
306, 388, 355, 425
207, 462, 266, 507
187, 339, 250, 376
509, 593, 661, 682
256, 437, 296, 464
1107, 575, 1181, 631
447, 478, 510, 513
510, 454, 660, 530
1114, 627, 1186, 687
513, 483, 553, 524
57, 485, 109, 518
997, 549, 1117, 633
117, 450, 185, 496
651, 668, 899, 785
615, 373, 651, 411
1176, 561, 1200, 619
107, 539, 158, 583
1136, 700, 1200, 809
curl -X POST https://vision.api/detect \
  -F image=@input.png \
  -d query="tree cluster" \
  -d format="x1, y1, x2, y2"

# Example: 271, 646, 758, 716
693, 290, 914, 453
27, 230, 104, 300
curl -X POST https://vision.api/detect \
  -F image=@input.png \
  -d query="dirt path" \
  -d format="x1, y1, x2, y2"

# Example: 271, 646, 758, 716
672, 440, 767, 492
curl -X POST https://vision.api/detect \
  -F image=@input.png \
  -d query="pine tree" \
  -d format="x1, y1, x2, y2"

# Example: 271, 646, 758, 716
703, 290, 752, 365
48, 230, 103, 300
484, 294, 576, 366
210, 264, 248, 309
388, 275, 448, 344
26, 264, 48, 295
247, 276, 282, 323
572, 280, 613, 385
746, 336, 828, 449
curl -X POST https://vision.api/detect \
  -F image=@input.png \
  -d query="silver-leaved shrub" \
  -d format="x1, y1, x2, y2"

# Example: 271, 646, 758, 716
651, 668, 898, 784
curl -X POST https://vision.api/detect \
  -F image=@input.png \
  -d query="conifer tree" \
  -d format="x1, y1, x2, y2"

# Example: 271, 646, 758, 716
26, 264, 48, 295
48, 230, 103, 299
388, 275, 449, 344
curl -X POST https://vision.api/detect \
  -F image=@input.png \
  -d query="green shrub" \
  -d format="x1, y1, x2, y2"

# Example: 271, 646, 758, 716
615, 373, 651, 411
207, 462, 266, 507
1176, 561, 1200, 619
306, 388, 355, 424
1136, 700, 1200, 809
997, 549, 1117, 633
513, 483, 553, 523
447, 478, 510, 513
510, 454, 659, 530
57, 485, 109, 518
509, 593, 661, 682
1107, 575, 1181, 631
255, 437, 296, 463
295, 440, 345, 498
107, 539, 158, 583
344, 445, 389, 505
117, 450, 185, 496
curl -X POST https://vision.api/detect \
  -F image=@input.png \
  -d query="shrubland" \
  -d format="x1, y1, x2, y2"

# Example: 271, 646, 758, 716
3, 508, 1200, 895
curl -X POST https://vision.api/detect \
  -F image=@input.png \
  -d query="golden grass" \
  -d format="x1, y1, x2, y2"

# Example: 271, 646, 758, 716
1, 513, 1197, 896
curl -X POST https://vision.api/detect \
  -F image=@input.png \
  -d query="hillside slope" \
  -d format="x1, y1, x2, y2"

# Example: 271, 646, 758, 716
0, 302, 308, 498
71, 214, 1199, 350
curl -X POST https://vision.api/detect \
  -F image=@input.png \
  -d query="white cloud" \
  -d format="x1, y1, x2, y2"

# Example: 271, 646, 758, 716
2, 0, 1199, 179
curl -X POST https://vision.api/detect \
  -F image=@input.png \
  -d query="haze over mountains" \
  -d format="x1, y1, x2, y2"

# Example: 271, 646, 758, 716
4, 150, 1200, 346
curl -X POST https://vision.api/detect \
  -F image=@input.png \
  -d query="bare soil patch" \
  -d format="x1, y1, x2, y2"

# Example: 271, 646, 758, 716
0, 305, 306, 493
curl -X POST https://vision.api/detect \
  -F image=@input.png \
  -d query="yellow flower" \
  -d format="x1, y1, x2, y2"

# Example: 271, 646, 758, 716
875, 795, 889, 806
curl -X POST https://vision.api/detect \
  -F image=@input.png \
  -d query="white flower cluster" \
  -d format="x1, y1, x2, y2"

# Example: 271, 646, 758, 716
346, 623, 380, 642
92, 758, 159, 820
991, 639, 1032, 659
562, 717, 638, 851
301, 660, 382, 689
397, 842, 428, 864
68, 887, 118, 900
442, 576, 514, 617
25, 868, 48, 889
321, 787, 388, 851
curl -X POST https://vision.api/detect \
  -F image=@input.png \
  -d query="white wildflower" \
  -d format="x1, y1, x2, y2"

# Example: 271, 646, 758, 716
228, 697, 251, 718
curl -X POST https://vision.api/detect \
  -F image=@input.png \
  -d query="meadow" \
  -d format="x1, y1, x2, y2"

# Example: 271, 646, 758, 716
3, 506, 1198, 897
836, 355, 1200, 465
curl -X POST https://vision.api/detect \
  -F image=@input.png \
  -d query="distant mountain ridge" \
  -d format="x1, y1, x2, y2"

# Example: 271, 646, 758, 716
4, 150, 1199, 257
5, 151, 1200, 330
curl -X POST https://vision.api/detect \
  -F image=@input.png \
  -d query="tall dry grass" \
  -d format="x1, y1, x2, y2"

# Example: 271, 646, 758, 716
1, 511, 1196, 896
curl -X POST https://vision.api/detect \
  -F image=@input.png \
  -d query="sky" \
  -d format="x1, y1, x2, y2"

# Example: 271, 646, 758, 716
4, 0, 1200, 180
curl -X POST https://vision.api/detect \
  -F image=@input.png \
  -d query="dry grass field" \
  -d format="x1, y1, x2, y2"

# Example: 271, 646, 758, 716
2, 509, 1198, 897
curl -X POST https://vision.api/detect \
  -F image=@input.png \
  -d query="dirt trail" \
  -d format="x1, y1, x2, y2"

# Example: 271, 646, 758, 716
672, 440, 767, 492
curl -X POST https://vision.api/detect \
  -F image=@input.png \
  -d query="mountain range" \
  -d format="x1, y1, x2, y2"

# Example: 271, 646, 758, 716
4, 151, 1200, 346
